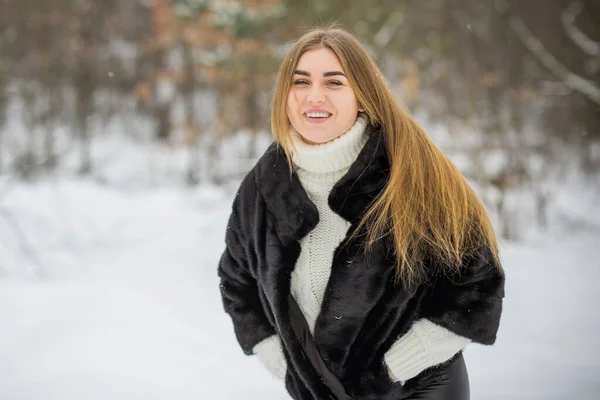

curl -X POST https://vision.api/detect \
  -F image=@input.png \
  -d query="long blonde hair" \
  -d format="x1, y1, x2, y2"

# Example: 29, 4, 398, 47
271, 26, 501, 285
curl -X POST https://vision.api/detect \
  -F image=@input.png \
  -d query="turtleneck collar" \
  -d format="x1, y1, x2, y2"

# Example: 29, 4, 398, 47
290, 114, 369, 174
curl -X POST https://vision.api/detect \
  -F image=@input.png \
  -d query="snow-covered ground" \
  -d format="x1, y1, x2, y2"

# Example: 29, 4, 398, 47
1, 178, 599, 399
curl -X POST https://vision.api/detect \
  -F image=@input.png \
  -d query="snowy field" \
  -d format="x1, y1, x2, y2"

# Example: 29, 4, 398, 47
1, 178, 599, 400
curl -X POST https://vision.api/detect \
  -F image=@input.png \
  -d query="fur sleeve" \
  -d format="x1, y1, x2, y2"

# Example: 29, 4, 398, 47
218, 170, 275, 355
419, 246, 505, 345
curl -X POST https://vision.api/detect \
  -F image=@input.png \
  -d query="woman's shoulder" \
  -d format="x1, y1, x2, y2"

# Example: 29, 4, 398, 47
252, 141, 287, 177
235, 142, 285, 201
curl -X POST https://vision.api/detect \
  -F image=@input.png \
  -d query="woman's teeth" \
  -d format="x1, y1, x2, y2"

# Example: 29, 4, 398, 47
305, 112, 331, 118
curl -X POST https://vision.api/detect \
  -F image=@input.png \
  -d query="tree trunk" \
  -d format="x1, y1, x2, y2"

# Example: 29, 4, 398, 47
75, 66, 93, 175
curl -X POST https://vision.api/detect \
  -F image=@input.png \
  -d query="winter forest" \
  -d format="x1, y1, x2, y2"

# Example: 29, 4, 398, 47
1, 0, 599, 399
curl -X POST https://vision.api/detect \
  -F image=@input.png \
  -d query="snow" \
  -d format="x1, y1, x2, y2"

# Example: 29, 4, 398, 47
1, 178, 599, 399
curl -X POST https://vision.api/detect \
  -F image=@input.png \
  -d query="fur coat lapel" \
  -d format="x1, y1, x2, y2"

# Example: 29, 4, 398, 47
254, 123, 390, 243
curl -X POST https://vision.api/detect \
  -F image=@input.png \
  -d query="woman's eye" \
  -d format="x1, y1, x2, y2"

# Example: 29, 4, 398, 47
294, 80, 309, 85
327, 80, 342, 86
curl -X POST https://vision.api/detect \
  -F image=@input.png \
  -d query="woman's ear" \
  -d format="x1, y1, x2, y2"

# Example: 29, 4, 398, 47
358, 103, 365, 112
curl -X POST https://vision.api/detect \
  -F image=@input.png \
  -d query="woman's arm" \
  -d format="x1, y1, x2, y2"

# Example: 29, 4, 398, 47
385, 246, 504, 382
384, 319, 470, 382
419, 246, 505, 345
253, 334, 288, 380
218, 171, 276, 355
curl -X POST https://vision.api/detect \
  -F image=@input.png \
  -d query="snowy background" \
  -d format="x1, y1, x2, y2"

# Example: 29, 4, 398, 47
1, 152, 599, 399
1, 1, 600, 398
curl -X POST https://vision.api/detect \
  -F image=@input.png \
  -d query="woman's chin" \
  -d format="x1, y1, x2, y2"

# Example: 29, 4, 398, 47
298, 131, 340, 145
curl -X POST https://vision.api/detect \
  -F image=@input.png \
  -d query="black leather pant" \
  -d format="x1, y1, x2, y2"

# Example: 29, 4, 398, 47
406, 354, 470, 400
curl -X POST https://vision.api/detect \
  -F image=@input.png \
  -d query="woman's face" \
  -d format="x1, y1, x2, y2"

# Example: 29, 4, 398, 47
287, 47, 363, 144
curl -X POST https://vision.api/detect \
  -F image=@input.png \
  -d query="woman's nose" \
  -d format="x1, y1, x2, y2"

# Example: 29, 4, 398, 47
307, 86, 325, 104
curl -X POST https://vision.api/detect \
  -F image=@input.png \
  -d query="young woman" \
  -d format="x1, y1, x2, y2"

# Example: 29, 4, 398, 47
218, 27, 504, 400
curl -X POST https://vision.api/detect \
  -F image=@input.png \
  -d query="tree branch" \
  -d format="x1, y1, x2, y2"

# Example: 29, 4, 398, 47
0, 209, 45, 279
374, 11, 404, 49
494, 0, 600, 105
561, 1, 600, 57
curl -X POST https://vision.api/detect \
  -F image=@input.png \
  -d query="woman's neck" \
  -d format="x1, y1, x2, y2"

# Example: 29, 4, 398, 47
291, 114, 368, 174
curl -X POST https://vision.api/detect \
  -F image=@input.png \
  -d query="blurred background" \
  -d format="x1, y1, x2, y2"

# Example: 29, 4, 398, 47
0, 1, 599, 399
0, 0, 598, 237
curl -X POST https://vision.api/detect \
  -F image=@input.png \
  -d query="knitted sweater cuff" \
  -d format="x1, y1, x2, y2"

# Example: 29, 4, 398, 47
253, 334, 288, 381
384, 319, 471, 382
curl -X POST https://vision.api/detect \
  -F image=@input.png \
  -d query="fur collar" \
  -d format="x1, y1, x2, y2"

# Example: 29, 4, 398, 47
254, 124, 390, 242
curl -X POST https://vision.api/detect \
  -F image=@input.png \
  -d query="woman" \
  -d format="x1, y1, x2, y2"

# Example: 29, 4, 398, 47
218, 26, 504, 400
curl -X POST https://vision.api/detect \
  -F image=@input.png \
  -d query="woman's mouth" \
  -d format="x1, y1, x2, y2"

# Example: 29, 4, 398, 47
304, 112, 332, 123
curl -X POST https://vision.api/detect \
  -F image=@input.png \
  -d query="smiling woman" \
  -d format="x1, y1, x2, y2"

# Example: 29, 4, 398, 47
286, 47, 364, 144
218, 26, 504, 400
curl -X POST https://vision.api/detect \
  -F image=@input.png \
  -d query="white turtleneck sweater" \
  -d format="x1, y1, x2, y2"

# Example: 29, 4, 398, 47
252, 115, 470, 383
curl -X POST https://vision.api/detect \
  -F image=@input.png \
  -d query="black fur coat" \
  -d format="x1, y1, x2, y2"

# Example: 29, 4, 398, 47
218, 124, 505, 399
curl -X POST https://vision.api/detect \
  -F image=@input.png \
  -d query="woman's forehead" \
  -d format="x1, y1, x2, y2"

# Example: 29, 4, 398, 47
295, 48, 345, 74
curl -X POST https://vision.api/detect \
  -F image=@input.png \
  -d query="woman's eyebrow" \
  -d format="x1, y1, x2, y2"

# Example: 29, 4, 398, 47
294, 70, 346, 77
